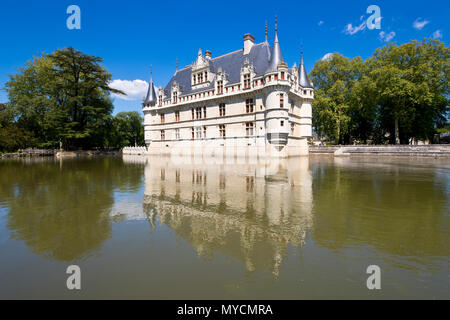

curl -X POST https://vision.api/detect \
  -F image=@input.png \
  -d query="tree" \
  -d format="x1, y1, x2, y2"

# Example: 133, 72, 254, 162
5, 47, 124, 150
310, 54, 362, 144
310, 39, 449, 145
367, 39, 449, 144
106, 112, 145, 149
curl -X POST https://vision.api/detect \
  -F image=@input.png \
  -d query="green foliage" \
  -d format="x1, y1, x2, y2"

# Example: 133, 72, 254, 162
106, 111, 145, 149
310, 39, 449, 144
3, 47, 128, 151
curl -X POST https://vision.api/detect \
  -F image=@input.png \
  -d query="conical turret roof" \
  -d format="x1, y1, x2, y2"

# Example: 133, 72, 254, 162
265, 18, 283, 73
298, 44, 313, 88
144, 67, 157, 105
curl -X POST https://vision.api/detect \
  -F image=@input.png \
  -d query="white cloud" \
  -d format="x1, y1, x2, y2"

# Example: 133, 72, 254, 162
321, 53, 334, 61
432, 30, 443, 39
343, 21, 366, 35
109, 79, 149, 101
379, 31, 396, 42
318, 21, 324, 26
413, 18, 430, 30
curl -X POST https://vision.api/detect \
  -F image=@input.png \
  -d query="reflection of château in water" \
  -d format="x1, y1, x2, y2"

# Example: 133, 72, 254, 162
140, 156, 312, 277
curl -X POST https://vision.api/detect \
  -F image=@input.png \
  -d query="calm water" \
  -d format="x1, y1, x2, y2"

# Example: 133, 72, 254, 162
0, 155, 449, 299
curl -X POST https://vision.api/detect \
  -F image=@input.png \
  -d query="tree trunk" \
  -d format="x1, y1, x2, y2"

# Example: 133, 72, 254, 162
394, 116, 400, 145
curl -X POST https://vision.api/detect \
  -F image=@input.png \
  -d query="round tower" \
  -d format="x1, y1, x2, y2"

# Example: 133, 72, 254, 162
142, 67, 157, 150
263, 18, 290, 156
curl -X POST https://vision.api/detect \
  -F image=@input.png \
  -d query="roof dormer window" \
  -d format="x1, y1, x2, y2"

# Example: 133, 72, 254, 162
243, 74, 251, 89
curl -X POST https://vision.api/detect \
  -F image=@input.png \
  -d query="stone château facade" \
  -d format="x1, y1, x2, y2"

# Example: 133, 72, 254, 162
142, 21, 314, 157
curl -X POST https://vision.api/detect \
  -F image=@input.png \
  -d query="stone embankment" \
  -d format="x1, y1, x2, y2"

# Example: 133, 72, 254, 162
1, 148, 119, 159
1, 148, 57, 158
309, 145, 450, 157
122, 147, 147, 155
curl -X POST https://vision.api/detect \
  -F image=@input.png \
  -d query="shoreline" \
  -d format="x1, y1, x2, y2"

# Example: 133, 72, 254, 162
2, 145, 450, 159
0, 149, 120, 159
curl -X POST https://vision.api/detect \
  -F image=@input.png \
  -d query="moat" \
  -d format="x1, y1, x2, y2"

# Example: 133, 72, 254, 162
0, 156, 448, 299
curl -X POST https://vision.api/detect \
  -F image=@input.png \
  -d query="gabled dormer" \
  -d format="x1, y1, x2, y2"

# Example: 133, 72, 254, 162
241, 58, 255, 90
171, 81, 180, 104
157, 87, 164, 107
215, 67, 227, 94
191, 49, 212, 89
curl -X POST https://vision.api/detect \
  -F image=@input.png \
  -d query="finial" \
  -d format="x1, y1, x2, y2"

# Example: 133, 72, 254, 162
150, 65, 153, 81
300, 42, 304, 64
265, 21, 268, 42
275, 15, 278, 32
176, 58, 179, 70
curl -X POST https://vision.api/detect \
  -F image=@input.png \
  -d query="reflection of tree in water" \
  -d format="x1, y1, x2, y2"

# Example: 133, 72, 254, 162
143, 158, 313, 277
0, 157, 144, 261
310, 157, 450, 268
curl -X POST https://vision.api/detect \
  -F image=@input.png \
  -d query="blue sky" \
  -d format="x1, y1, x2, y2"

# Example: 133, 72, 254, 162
0, 0, 448, 115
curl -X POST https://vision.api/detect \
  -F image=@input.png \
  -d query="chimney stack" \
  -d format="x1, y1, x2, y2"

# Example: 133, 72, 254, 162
243, 33, 255, 55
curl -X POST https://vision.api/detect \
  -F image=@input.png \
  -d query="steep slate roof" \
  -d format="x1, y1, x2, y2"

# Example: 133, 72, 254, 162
298, 45, 313, 88
144, 72, 157, 104
163, 42, 272, 97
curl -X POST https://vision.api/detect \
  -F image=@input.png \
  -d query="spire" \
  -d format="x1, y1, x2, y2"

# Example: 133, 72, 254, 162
144, 66, 157, 105
176, 58, 179, 71
265, 15, 283, 73
298, 43, 313, 88
265, 21, 268, 43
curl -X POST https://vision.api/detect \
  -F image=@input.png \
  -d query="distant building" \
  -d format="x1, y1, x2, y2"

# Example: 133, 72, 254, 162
142, 20, 314, 157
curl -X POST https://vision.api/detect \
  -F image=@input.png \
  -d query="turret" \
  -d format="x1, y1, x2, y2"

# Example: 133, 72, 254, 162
265, 16, 283, 74
298, 43, 313, 89
143, 66, 157, 107
264, 17, 290, 155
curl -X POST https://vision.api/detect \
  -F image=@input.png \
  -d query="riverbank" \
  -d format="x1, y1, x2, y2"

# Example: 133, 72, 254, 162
1, 149, 119, 159
309, 145, 450, 157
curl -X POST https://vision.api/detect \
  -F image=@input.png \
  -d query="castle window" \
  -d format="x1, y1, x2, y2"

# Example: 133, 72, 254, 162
204, 71, 208, 80
196, 107, 202, 119
160, 113, 165, 124
175, 128, 180, 140
246, 98, 254, 113
175, 111, 180, 122
219, 125, 226, 138
159, 95, 162, 106
219, 103, 226, 117
203, 106, 207, 118
280, 93, 284, 108
191, 108, 194, 120
217, 80, 223, 94
173, 91, 178, 104
203, 126, 207, 138
275, 74, 278, 81
245, 122, 254, 136
280, 120, 284, 127
160, 130, 165, 140
191, 127, 194, 139
281, 72, 285, 80
198, 73, 203, 83
195, 126, 202, 139
291, 122, 295, 134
